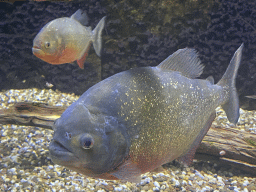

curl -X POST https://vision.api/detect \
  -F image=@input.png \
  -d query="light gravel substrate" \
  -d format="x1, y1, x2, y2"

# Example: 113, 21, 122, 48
0, 89, 256, 192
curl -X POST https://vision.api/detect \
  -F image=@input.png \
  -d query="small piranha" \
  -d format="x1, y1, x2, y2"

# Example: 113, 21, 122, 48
49, 44, 244, 182
32, 9, 106, 69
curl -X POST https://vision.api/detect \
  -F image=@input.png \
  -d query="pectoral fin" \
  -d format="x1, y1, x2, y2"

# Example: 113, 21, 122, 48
110, 158, 141, 183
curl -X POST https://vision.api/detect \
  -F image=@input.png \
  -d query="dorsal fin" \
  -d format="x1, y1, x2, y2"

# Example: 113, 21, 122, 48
157, 48, 204, 79
71, 9, 89, 26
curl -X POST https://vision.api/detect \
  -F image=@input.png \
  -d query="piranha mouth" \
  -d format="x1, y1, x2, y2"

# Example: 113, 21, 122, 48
49, 140, 77, 163
32, 46, 60, 64
32, 46, 44, 56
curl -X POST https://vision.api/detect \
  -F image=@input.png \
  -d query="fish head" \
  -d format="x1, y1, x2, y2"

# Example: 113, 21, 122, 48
32, 22, 65, 64
49, 102, 129, 178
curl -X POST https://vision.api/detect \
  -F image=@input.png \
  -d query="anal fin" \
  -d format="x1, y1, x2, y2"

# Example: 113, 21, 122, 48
177, 112, 216, 165
77, 44, 92, 69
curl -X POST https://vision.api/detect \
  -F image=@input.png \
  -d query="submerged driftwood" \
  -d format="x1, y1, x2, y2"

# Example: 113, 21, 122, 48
196, 126, 256, 175
0, 102, 65, 129
0, 102, 255, 175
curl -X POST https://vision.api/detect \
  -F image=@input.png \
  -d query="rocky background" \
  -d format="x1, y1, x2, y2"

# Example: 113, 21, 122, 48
1, 0, 256, 110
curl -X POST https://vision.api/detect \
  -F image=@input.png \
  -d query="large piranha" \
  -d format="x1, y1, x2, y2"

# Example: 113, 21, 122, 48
49, 44, 243, 182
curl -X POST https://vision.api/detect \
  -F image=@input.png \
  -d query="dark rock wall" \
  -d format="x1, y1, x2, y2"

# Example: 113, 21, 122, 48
1, 0, 256, 109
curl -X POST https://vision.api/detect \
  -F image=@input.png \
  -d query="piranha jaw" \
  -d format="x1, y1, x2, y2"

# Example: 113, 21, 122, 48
32, 46, 45, 59
32, 46, 61, 64
49, 139, 111, 179
49, 140, 79, 165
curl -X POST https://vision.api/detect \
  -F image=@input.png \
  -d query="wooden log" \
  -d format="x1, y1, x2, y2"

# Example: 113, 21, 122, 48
196, 125, 256, 175
0, 102, 66, 129
0, 102, 255, 175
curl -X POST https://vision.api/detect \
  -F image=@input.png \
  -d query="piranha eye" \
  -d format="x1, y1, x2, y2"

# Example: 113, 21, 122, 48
80, 134, 94, 150
45, 42, 51, 48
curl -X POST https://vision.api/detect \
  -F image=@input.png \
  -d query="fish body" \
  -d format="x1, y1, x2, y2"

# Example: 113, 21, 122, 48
49, 44, 243, 182
32, 9, 106, 69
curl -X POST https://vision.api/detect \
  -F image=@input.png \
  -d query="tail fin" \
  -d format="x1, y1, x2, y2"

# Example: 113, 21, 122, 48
92, 16, 106, 57
217, 43, 244, 124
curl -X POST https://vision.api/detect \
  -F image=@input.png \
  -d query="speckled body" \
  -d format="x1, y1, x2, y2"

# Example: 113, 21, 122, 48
77, 67, 224, 170
49, 45, 243, 182
50, 67, 224, 179
43, 17, 92, 61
